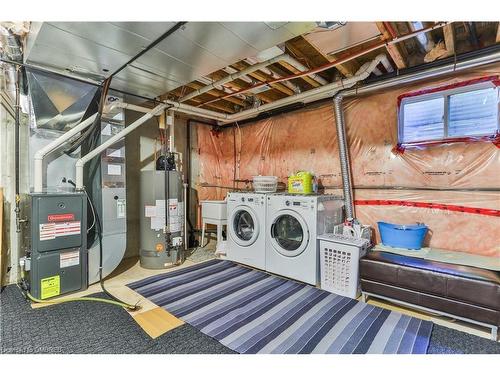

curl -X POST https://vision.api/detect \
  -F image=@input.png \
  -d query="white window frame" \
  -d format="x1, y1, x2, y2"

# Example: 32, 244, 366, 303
398, 81, 500, 145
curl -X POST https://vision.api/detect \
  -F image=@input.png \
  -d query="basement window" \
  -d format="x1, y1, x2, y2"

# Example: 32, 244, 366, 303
398, 79, 499, 145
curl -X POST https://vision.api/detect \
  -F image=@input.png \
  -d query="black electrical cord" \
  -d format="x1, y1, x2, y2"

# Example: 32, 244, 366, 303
163, 152, 171, 258
63, 78, 112, 156
73, 182, 138, 311
109, 22, 187, 78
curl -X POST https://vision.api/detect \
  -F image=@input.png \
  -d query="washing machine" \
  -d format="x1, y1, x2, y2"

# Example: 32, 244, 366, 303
226, 192, 267, 270
266, 194, 344, 285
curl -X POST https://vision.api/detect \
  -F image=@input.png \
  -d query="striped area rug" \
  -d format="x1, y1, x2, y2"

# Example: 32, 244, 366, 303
128, 259, 433, 354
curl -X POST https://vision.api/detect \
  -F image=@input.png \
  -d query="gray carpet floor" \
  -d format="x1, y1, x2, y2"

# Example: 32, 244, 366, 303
1, 285, 499, 354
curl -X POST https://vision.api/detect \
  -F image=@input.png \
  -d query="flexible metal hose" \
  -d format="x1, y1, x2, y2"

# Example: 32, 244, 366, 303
333, 94, 355, 220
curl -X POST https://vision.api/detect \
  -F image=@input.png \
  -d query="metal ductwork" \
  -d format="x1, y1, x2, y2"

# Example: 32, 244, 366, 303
26, 68, 99, 131
0, 25, 23, 62
0, 26, 23, 98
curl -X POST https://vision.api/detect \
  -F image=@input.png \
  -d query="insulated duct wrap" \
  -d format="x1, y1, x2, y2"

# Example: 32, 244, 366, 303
195, 63, 500, 257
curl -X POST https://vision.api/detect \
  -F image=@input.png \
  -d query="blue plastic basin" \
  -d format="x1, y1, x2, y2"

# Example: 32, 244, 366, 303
377, 221, 428, 250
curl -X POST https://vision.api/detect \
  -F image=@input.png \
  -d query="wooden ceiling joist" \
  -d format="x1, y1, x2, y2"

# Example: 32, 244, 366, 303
275, 60, 320, 88
376, 22, 407, 69
231, 61, 295, 96
285, 36, 335, 80
287, 35, 358, 78
186, 96, 236, 114
207, 70, 277, 104
443, 24, 456, 56
163, 22, 497, 114
186, 82, 245, 106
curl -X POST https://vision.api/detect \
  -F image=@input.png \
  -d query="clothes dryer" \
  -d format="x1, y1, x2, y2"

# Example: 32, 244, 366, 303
266, 194, 344, 284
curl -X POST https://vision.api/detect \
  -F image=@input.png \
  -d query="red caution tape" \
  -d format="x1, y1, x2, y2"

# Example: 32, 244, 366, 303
354, 199, 500, 217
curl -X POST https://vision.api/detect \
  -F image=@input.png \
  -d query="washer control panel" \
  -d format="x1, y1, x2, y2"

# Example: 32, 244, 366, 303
228, 193, 265, 206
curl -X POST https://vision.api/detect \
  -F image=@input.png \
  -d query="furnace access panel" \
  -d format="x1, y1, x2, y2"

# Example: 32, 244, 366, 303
28, 192, 87, 299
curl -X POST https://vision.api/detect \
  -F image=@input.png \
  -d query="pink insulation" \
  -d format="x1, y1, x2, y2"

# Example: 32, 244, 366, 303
196, 64, 500, 257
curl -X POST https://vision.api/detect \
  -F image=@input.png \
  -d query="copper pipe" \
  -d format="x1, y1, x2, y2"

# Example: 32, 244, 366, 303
198, 22, 449, 108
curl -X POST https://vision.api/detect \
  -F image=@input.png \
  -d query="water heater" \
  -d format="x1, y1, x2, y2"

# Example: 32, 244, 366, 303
139, 155, 185, 269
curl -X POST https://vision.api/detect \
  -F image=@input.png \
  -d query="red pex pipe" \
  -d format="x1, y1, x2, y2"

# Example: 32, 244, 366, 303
197, 22, 449, 108
354, 199, 500, 217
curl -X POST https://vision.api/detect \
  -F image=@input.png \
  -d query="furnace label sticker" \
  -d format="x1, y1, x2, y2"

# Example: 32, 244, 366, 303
60, 250, 80, 268
39, 221, 81, 241
40, 275, 60, 299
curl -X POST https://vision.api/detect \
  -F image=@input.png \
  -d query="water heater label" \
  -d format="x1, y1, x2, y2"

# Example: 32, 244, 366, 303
39, 221, 81, 241
60, 250, 80, 268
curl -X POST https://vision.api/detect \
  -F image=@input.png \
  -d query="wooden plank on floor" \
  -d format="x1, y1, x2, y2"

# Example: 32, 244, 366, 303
132, 307, 184, 339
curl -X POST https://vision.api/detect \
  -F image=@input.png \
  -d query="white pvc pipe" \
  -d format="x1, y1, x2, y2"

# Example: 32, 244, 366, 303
178, 53, 328, 103
178, 53, 289, 103
33, 113, 98, 193
165, 100, 229, 122
105, 48, 500, 126
75, 104, 167, 189
281, 55, 329, 85
224, 55, 390, 123
107, 55, 390, 125
168, 109, 175, 152
104, 102, 152, 114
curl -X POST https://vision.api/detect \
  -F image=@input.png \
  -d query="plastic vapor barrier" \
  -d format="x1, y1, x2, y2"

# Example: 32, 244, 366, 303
196, 64, 500, 257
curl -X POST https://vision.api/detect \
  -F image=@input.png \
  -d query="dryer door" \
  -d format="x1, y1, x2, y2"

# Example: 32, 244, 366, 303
269, 209, 309, 257
229, 205, 260, 247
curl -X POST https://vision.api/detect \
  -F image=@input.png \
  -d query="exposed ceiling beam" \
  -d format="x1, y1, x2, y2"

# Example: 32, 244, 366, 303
327, 55, 357, 77
186, 82, 245, 106
207, 70, 275, 103
285, 36, 334, 80
288, 35, 356, 78
186, 97, 236, 114
232, 61, 295, 96
496, 22, 500, 42
274, 61, 320, 88
376, 22, 407, 69
443, 24, 456, 56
